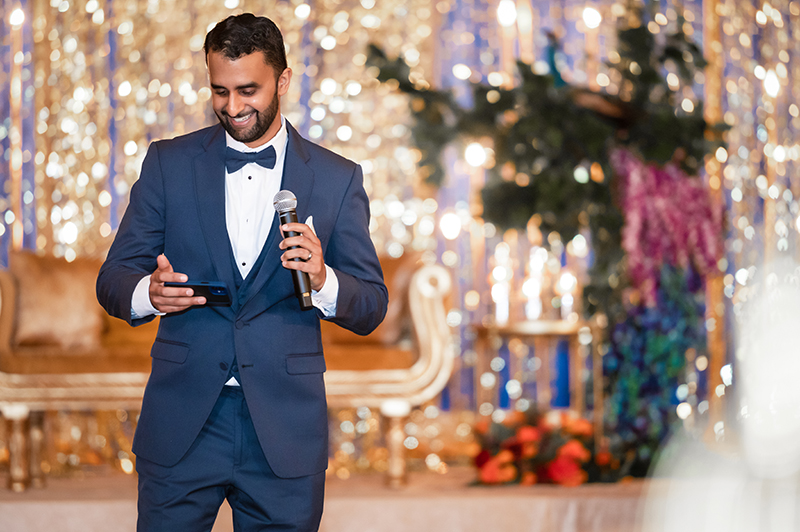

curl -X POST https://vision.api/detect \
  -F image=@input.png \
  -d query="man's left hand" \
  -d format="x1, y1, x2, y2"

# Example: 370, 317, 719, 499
279, 222, 326, 291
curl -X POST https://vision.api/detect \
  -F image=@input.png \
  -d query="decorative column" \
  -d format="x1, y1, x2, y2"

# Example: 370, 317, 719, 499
763, 66, 780, 259
702, 0, 727, 436
28, 411, 45, 488
582, 5, 603, 91
515, 0, 535, 65
497, 0, 518, 81
380, 400, 411, 488
3, 404, 30, 492
8, 5, 25, 251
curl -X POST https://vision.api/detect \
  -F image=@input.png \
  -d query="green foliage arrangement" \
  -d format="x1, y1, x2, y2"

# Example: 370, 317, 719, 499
367, 9, 726, 325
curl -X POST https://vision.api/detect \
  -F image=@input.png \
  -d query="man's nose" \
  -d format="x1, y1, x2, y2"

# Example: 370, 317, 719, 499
226, 94, 244, 117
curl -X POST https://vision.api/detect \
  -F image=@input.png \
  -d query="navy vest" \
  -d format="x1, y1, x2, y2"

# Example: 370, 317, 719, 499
226, 237, 273, 382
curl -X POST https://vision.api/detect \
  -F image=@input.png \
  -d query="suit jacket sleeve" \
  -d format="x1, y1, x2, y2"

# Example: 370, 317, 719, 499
323, 164, 388, 336
96, 142, 166, 327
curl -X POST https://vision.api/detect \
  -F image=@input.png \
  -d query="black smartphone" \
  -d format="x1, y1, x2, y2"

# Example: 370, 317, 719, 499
164, 281, 232, 306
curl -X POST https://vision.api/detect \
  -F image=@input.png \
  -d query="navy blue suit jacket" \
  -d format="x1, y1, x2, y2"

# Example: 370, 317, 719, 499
97, 122, 387, 478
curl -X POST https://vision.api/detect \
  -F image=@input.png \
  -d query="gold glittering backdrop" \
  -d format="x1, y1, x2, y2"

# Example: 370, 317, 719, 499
3, 0, 798, 473
11, 0, 436, 262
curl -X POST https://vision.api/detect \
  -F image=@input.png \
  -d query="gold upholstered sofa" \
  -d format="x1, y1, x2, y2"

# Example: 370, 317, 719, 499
0, 250, 453, 491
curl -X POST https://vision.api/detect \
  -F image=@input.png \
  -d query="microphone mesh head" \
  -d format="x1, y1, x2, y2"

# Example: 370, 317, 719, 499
273, 190, 297, 212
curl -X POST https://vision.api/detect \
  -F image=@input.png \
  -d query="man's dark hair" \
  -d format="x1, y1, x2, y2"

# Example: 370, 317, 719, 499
204, 14, 288, 76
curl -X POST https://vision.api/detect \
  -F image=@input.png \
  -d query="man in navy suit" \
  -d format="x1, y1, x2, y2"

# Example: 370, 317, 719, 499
96, 13, 387, 532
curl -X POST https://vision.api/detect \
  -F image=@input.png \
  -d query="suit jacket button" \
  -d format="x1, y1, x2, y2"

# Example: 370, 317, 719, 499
235, 320, 244, 330
219, 362, 228, 371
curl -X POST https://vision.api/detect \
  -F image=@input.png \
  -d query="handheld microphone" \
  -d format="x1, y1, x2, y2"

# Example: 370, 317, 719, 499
273, 190, 313, 311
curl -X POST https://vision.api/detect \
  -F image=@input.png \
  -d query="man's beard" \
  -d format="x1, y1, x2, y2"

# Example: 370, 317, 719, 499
216, 89, 279, 144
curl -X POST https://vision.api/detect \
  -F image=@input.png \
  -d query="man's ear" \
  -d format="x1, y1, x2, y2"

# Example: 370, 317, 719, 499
277, 68, 292, 96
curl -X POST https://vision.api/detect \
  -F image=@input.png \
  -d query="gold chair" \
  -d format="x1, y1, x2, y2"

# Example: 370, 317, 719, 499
323, 254, 455, 486
0, 251, 454, 490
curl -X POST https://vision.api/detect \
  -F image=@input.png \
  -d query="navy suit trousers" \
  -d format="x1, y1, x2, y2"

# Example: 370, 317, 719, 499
136, 386, 325, 532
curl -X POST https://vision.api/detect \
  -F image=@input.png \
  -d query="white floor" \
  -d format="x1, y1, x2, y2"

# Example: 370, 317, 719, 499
0, 468, 644, 532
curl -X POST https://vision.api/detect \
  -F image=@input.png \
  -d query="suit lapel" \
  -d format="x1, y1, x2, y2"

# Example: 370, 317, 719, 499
239, 123, 315, 312
194, 125, 239, 316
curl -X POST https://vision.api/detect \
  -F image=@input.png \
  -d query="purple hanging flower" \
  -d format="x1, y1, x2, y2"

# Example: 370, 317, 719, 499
611, 148, 723, 304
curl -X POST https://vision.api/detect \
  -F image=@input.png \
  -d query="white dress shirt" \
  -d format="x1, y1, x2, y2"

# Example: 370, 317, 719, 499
131, 115, 339, 323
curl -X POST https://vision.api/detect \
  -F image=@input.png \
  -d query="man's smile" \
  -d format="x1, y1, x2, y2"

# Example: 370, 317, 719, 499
230, 112, 255, 126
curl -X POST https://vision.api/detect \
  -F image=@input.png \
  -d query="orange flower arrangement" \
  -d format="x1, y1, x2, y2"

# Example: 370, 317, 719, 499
542, 454, 588, 486
557, 439, 592, 462
473, 410, 619, 486
478, 449, 518, 484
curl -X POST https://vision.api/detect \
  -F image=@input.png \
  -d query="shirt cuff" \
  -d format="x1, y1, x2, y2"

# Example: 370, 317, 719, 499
131, 275, 166, 319
311, 265, 338, 317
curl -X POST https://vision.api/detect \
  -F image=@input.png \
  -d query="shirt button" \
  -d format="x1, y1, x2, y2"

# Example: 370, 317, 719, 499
248, 176, 252, 180
242, 262, 246, 266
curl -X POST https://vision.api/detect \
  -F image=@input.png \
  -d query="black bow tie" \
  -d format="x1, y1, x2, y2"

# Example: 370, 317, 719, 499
225, 145, 276, 173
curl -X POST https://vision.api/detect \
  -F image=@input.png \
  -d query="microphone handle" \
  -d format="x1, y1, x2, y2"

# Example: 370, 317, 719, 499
278, 210, 313, 311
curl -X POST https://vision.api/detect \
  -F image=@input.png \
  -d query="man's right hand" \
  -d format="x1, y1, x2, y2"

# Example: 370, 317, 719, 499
149, 254, 206, 313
